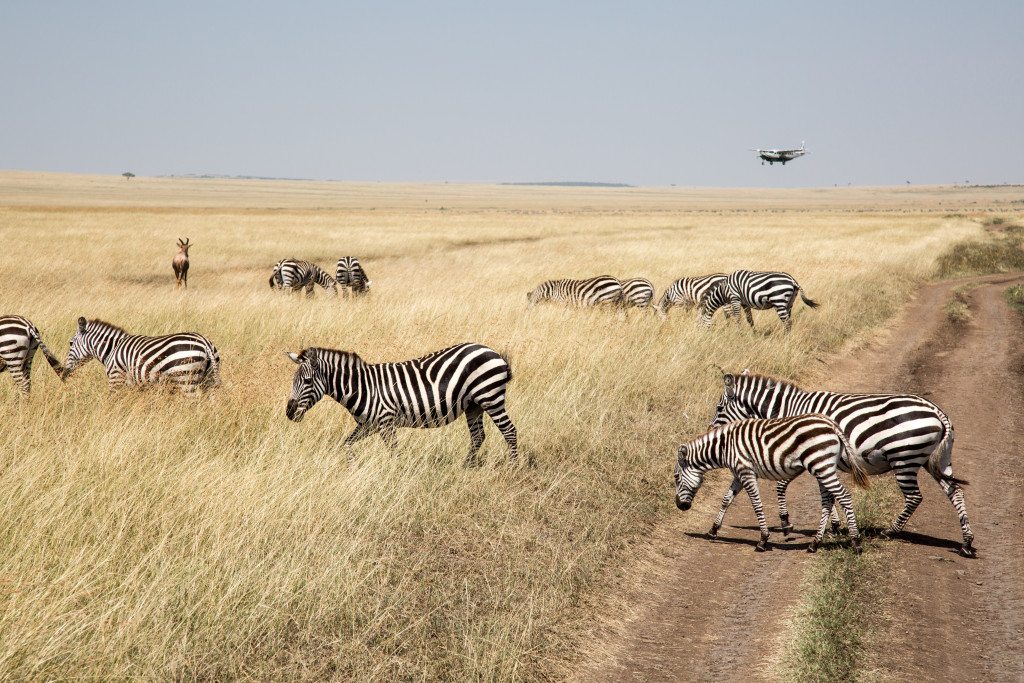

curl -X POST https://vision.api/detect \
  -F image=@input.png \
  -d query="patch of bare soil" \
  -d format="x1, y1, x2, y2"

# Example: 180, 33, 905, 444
573, 273, 1024, 683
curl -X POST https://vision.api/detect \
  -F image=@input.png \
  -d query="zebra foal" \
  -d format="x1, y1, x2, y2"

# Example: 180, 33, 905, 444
527, 276, 623, 308
675, 414, 870, 553
710, 371, 976, 557
285, 342, 518, 465
269, 259, 338, 297
700, 270, 818, 331
65, 318, 221, 392
0, 315, 66, 394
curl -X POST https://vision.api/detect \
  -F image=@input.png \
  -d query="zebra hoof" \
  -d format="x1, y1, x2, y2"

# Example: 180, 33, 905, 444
781, 524, 795, 537
707, 526, 719, 539
807, 541, 819, 553
755, 540, 770, 552
852, 542, 863, 555
959, 543, 978, 559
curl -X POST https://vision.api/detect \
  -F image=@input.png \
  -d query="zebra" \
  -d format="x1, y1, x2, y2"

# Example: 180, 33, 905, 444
64, 317, 221, 392
700, 270, 818, 331
675, 414, 870, 553
269, 259, 338, 297
655, 274, 727, 319
619, 278, 655, 310
335, 256, 370, 295
0, 315, 66, 394
527, 276, 623, 308
709, 371, 976, 557
285, 343, 518, 466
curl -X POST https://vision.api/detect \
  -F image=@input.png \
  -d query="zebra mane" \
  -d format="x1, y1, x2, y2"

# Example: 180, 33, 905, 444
88, 319, 128, 335
732, 371, 804, 393
302, 347, 365, 366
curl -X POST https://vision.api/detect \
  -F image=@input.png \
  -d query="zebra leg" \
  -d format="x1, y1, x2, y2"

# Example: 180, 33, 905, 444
304, 282, 315, 298
739, 470, 771, 551
9, 366, 31, 395
377, 418, 398, 452
776, 479, 793, 533
809, 487, 835, 553
729, 298, 743, 326
743, 306, 754, 328
936, 478, 976, 558
482, 401, 520, 464
884, 465, 924, 538
342, 422, 378, 462
709, 477, 742, 538
464, 406, 486, 467
776, 301, 794, 332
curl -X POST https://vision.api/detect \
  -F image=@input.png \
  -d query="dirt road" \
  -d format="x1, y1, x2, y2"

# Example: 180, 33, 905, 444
574, 274, 1024, 682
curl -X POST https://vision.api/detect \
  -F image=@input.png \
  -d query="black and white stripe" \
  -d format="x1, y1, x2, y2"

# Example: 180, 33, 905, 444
700, 270, 818, 331
0, 315, 66, 394
619, 278, 655, 310
286, 343, 518, 465
710, 371, 976, 557
65, 318, 221, 392
656, 274, 726, 319
675, 414, 868, 552
335, 256, 370, 295
269, 259, 338, 297
527, 276, 623, 308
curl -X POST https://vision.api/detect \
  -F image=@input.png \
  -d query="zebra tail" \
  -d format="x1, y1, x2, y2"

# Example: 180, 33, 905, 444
799, 288, 820, 309
31, 329, 67, 380
206, 346, 223, 388
500, 354, 513, 384
834, 421, 871, 489
926, 421, 968, 486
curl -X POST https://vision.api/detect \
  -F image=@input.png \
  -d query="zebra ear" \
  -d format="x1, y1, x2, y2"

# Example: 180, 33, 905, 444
77, 317, 87, 333
676, 444, 688, 465
741, 368, 751, 376
285, 352, 302, 364
723, 374, 736, 398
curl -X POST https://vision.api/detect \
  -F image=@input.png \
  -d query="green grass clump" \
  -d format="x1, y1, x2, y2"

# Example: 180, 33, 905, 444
1005, 284, 1024, 314
935, 231, 1024, 278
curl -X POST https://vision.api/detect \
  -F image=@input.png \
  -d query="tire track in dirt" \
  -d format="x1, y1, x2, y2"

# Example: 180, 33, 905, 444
573, 273, 1024, 683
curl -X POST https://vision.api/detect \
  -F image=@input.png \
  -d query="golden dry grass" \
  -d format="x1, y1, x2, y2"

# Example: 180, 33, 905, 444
0, 174, 1009, 680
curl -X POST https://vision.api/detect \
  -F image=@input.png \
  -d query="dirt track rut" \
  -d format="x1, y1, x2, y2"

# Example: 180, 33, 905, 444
574, 274, 1024, 682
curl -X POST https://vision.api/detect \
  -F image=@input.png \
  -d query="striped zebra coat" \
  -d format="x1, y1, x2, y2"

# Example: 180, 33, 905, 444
527, 276, 623, 308
335, 257, 370, 295
65, 318, 221, 392
656, 274, 726, 319
269, 259, 338, 297
0, 315, 66, 394
700, 270, 818, 331
710, 371, 976, 557
675, 414, 869, 552
286, 343, 518, 465
619, 278, 655, 310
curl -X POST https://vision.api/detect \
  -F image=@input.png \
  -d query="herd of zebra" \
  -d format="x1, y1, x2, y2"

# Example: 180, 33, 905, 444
0, 257, 976, 559
529, 270, 819, 331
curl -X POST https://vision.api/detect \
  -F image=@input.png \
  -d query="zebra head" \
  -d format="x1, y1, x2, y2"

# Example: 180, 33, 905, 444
709, 372, 759, 429
285, 348, 330, 422
65, 317, 123, 376
674, 444, 704, 511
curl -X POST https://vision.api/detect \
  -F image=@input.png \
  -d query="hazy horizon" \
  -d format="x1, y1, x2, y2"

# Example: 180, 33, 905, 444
2, 2, 1022, 187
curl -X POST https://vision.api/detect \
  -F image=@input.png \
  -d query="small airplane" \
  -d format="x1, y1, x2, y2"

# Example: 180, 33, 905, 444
751, 142, 807, 165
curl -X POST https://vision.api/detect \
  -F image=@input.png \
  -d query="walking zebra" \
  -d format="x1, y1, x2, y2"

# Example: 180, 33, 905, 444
700, 270, 818, 331
675, 414, 869, 553
335, 256, 370, 295
269, 259, 338, 297
285, 343, 518, 465
0, 315, 66, 394
65, 318, 221, 392
527, 276, 623, 308
656, 274, 726, 319
710, 371, 976, 557
619, 278, 655, 310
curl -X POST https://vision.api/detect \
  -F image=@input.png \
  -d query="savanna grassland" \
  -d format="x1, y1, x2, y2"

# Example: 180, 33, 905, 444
0, 173, 1019, 680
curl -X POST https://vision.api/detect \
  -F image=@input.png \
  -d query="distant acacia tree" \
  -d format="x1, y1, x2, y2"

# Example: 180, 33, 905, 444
122, 172, 135, 180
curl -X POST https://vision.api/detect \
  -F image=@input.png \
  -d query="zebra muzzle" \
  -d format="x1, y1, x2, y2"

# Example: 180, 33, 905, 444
676, 498, 692, 511
285, 400, 304, 422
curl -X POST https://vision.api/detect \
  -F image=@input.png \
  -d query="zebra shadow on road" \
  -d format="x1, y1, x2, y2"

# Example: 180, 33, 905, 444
689, 525, 964, 554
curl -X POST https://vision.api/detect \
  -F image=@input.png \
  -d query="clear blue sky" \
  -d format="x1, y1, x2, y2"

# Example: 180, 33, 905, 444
2, 2, 1021, 187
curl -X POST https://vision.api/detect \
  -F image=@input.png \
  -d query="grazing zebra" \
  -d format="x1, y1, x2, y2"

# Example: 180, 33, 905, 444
675, 414, 869, 553
656, 274, 727, 319
335, 256, 370, 295
269, 259, 338, 297
619, 278, 655, 310
0, 315, 66, 394
527, 276, 623, 308
285, 343, 518, 465
65, 318, 221, 392
700, 270, 818, 331
710, 371, 976, 557
173, 238, 191, 289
